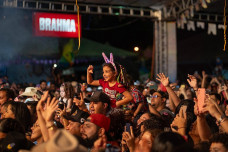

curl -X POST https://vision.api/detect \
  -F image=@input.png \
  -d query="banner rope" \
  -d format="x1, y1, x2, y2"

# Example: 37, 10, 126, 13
224, 0, 227, 51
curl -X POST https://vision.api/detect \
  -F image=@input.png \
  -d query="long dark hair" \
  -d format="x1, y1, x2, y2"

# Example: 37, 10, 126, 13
0, 118, 25, 134
8, 102, 32, 132
152, 132, 188, 152
61, 82, 74, 99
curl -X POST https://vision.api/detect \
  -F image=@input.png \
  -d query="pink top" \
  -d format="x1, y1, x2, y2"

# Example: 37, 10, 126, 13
99, 79, 126, 108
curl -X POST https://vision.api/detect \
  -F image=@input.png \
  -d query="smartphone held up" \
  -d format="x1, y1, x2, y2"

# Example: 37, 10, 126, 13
197, 88, 206, 113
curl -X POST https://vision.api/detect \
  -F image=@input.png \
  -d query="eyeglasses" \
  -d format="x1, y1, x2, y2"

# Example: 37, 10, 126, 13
146, 95, 162, 101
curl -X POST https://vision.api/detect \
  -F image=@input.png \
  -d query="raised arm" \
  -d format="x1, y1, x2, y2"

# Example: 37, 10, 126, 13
187, 74, 198, 97
201, 71, 208, 88
116, 90, 133, 107
87, 65, 100, 86
202, 97, 228, 133
44, 97, 59, 138
36, 91, 50, 141
156, 73, 181, 107
194, 98, 211, 141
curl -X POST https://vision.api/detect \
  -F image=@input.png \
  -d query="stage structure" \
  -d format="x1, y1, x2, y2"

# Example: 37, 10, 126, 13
1, 0, 220, 81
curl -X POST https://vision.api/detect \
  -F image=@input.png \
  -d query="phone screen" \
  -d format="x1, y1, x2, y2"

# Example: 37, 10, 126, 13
197, 88, 206, 112
125, 123, 131, 134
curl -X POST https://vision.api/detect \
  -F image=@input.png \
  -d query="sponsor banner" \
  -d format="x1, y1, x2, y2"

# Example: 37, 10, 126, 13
33, 12, 81, 38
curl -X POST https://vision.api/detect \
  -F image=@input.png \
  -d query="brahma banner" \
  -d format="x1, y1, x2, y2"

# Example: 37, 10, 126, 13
33, 12, 81, 38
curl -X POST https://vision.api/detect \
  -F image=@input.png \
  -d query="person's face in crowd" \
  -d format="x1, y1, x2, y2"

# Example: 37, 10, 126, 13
31, 120, 42, 142
81, 75, 86, 81
0, 106, 6, 119
28, 83, 33, 87
19, 89, 25, 96
137, 113, 150, 126
186, 89, 193, 99
103, 66, 116, 82
81, 117, 99, 141
60, 86, 66, 98
0, 91, 7, 107
3, 105, 15, 119
54, 91, 60, 99
40, 82, 47, 91
138, 131, 153, 151
89, 101, 106, 115
210, 143, 228, 152
150, 92, 164, 109
124, 110, 133, 123
54, 112, 60, 122
142, 88, 149, 96
225, 105, 228, 116
50, 84, 56, 91
66, 120, 81, 136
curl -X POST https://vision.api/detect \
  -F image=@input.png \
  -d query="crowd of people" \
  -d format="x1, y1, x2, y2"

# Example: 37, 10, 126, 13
0, 53, 228, 152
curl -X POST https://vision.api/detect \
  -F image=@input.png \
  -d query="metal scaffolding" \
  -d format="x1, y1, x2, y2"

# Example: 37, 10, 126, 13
1, 0, 161, 19
162, 0, 223, 23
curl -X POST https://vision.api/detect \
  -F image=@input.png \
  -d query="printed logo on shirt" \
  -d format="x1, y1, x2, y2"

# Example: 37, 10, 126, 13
105, 88, 117, 99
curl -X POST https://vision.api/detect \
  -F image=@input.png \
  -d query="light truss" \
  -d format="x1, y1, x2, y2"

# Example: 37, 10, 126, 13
162, 0, 219, 20
191, 13, 224, 23
1, 0, 161, 19
162, 0, 198, 19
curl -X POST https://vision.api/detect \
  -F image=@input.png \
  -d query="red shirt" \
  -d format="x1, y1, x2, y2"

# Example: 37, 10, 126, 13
99, 79, 127, 108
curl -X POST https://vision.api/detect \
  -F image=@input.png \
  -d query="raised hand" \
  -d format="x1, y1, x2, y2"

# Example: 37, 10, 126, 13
87, 65, 94, 74
56, 105, 66, 118
156, 73, 169, 87
187, 74, 198, 90
80, 83, 87, 92
45, 97, 59, 122
202, 71, 208, 78
73, 93, 86, 110
93, 135, 107, 152
36, 91, 49, 112
170, 83, 177, 90
201, 95, 221, 118
122, 126, 135, 152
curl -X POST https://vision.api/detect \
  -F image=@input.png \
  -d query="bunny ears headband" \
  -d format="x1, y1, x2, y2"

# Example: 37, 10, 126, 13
102, 52, 117, 73
102, 52, 127, 84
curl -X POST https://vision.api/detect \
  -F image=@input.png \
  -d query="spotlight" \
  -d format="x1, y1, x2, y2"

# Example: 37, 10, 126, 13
134, 46, 139, 52
53, 64, 57, 69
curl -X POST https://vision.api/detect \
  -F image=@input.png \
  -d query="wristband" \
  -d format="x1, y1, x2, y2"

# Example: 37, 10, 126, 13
46, 123, 55, 130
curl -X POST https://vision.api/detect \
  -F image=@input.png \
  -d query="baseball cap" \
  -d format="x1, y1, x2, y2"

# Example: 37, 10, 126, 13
20, 87, 41, 100
84, 91, 110, 104
64, 109, 90, 124
87, 114, 110, 132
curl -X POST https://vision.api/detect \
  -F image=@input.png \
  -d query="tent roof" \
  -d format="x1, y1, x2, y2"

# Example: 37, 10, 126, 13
77, 38, 136, 57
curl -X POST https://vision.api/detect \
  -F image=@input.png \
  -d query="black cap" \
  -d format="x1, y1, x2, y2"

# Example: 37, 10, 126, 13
64, 109, 90, 124
84, 91, 110, 104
